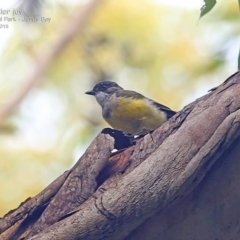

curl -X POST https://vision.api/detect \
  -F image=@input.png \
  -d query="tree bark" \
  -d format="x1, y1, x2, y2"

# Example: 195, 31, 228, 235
0, 71, 240, 240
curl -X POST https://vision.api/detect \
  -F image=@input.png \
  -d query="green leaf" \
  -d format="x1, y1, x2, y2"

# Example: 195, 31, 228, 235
199, 0, 217, 19
239, 0, 240, 11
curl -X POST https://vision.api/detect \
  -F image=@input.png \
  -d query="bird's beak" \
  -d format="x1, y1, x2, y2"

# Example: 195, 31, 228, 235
85, 90, 95, 95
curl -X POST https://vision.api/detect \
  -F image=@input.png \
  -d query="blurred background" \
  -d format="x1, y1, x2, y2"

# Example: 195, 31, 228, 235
0, 0, 238, 216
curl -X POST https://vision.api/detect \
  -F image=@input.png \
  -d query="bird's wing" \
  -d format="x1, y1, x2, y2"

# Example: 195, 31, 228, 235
150, 100, 176, 119
116, 90, 177, 119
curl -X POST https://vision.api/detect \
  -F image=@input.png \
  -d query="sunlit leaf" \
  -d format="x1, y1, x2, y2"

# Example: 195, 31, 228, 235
199, 0, 217, 18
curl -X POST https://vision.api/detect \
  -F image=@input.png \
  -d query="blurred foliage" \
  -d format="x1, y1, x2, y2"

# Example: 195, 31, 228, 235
0, 0, 239, 216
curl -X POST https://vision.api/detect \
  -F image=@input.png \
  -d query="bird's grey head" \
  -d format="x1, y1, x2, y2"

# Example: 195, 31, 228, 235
85, 81, 123, 107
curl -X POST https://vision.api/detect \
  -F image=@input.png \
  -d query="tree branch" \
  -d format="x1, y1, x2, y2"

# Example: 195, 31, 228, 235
29, 71, 240, 240
1, 71, 240, 240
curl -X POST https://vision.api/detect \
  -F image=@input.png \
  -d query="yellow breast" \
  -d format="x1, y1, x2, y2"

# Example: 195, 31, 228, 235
105, 97, 167, 134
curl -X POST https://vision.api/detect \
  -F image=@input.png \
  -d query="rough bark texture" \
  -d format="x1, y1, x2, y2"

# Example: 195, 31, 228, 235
0, 71, 240, 240
0, 133, 114, 240
126, 139, 240, 240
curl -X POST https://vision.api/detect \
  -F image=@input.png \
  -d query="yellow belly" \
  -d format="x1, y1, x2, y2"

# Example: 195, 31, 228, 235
105, 98, 167, 134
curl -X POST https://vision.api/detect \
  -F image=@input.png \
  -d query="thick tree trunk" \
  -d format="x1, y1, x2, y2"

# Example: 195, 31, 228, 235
1, 72, 240, 240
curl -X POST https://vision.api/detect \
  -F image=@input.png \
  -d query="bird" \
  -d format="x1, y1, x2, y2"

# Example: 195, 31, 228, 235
85, 81, 176, 135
